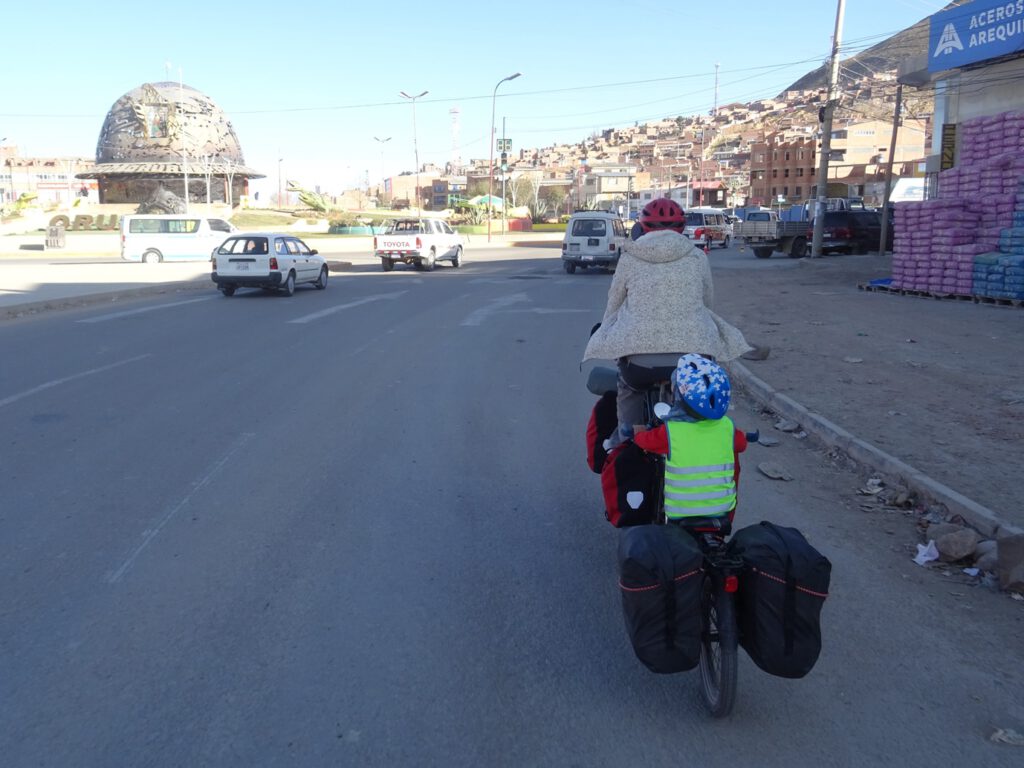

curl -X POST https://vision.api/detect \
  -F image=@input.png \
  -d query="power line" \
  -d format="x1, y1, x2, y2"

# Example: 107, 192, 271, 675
0, 54, 850, 121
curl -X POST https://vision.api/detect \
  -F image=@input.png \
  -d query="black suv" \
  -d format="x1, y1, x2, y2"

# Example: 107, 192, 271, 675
815, 210, 892, 255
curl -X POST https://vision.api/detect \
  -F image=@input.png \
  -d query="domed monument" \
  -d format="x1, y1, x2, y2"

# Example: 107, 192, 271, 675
77, 82, 263, 212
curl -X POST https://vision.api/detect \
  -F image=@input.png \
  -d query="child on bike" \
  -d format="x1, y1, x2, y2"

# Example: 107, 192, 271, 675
632, 354, 748, 527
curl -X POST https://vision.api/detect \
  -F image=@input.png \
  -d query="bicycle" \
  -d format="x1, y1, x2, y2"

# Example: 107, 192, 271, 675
588, 363, 755, 718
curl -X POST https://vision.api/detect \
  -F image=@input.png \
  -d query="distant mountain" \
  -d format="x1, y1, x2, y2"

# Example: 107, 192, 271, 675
782, 2, 963, 94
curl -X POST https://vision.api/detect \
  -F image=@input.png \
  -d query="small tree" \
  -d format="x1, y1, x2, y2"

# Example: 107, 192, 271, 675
467, 179, 490, 198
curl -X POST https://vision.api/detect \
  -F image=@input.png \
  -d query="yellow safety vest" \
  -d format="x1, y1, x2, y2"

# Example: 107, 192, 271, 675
663, 417, 737, 520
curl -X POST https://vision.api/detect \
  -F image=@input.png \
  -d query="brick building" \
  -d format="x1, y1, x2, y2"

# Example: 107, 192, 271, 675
748, 135, 817, 207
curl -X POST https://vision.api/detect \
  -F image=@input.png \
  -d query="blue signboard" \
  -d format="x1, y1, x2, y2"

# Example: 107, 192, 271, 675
929, 0, 1024, 72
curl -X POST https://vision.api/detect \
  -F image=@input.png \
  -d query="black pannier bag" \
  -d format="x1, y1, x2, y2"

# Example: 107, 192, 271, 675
601, 441, 659, 527
586, 391, 617, 473
728, 521, 832, 679
618, 524, 704, 674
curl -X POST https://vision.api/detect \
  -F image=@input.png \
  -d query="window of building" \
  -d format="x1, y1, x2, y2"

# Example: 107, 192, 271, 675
784, 169, 790, 177
772, 186, 777, 195
772, 169, 778, 178
795, 186, 802, 197
783, 186, 789, 196
797, 168, 804, 177
784, 151, 790, 161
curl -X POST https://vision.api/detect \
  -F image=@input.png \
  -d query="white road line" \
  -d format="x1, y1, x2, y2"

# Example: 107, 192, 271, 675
76, 296, 216, 323
505, 308, 590, 315
287, 291, 408, 324
461, 293, 529, 326
106, 432, 257, 584
0, 354, 152, 410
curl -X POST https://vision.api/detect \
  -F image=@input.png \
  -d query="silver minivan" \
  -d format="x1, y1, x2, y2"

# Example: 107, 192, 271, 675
560, 211, 628, 273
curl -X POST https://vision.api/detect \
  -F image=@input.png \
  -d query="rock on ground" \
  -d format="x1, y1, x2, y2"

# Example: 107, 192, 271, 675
998, 534, 1024, 593
937, 528, 980, 562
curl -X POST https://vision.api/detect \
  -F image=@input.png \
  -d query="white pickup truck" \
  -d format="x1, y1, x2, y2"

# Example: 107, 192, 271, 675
373, 217, 465, 272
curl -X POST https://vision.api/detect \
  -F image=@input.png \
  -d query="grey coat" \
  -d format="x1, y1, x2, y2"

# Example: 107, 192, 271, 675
582, 230, 752, 362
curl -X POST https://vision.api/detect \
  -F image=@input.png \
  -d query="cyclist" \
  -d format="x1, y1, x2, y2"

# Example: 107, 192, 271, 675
583, 198, 752, 449
633, 354, 748, 526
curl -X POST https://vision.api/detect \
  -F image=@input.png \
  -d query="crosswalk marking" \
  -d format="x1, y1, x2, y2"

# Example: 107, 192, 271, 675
287, 291, 407, 324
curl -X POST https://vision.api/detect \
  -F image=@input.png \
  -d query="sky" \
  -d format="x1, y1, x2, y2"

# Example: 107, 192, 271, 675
1, 0, 952, 198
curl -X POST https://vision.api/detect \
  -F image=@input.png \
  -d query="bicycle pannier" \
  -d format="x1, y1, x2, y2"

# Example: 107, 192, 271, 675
601, 441, 658, 527
728, 521, 831, 679
586, 391, 617, 473
618, 524, 704, 673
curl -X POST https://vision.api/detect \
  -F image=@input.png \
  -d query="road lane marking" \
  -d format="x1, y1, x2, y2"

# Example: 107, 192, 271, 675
287, 291, 408, 324
461, 293, 529, 326
0, 354, 152, 410
504, 308, 590, 315
76, 296, 216, 323
106, 432, 257, 584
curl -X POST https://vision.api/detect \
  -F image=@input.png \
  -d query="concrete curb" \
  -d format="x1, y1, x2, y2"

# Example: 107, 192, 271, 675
731, 361, 1023, 540
2, 279, 213, 320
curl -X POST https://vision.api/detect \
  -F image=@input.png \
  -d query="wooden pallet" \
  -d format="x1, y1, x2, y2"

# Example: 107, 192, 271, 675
858, 283, 1023, 307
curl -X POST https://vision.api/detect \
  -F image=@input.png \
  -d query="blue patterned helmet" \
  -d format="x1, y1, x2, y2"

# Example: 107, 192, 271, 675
673, 354, 731, 420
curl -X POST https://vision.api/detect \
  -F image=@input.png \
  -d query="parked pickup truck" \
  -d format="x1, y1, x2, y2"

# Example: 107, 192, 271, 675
373, 217, 465, 272
734, 210, 808, 259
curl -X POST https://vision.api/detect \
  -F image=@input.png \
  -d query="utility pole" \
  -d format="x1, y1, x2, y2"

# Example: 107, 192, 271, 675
878, 83, 903, 256
714, 62, 720, 118
810, 0, 846, 258
699, 128, 706, 206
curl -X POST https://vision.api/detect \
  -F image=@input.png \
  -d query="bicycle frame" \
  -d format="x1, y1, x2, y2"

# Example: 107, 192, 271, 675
639, 381, 743, 718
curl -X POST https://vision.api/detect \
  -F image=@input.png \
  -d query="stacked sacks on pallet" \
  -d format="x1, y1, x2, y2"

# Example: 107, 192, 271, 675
972, 253, 1024, 300
891, 200, 980, 293
970, 177, 1024, 301
890, 111, 1024, 298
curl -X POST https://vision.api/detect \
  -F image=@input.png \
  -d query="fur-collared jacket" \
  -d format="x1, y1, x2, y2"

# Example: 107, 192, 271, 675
582, 230, 752, 362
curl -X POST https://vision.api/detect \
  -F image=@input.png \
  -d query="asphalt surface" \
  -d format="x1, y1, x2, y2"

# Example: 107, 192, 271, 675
1, 245, 1022, 766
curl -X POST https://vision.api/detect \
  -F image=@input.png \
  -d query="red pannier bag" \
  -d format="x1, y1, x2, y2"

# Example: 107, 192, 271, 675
601, 441, 659, 527
586, 391, 617, 474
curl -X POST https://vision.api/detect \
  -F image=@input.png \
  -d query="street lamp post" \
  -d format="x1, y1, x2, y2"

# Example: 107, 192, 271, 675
278, 156, 283, 208
373, 136, 391, 201
399, 91, 427, 214
488, 72, 521, 242
0, 137, 8, 205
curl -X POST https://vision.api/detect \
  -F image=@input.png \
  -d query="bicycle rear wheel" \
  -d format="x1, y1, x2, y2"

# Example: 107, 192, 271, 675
698, 574, 738, 718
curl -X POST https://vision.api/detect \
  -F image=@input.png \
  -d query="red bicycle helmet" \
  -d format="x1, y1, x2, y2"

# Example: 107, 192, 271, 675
639, 198, 686, 233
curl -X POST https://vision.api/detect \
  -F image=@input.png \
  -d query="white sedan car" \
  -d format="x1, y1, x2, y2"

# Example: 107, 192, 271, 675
211, 233, 328, 296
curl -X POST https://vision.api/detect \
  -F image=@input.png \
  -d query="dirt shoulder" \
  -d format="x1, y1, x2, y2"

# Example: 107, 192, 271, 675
713, 253, 1024, 531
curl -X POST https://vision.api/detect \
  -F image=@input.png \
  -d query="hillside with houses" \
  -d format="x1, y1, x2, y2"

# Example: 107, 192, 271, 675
373, 19, 935, 219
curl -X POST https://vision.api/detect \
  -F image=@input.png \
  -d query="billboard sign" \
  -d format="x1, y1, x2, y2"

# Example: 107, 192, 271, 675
929, 0, 1024, 71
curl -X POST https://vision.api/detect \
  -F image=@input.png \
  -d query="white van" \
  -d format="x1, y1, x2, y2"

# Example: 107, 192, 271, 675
682, 207, 731, 249
560, 211, 628, 273
120, 214, 237, 263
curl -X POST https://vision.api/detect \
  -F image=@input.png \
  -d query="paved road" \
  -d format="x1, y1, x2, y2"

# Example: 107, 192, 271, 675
1, 251, 1020, 767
